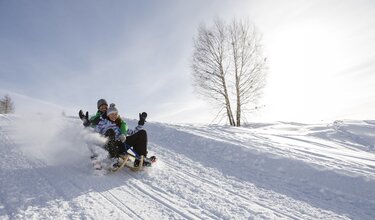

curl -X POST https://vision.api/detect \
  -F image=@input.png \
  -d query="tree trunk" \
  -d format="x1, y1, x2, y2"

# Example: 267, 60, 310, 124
220, 66, 235, 126
236, 77, 241, 127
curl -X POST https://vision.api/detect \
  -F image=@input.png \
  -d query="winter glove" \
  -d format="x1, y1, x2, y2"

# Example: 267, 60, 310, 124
82, 111, 91, 127
79, 110, 84, 120
105, 129, 116, 140
138, 112, 147, 125
119, 134, 127, 143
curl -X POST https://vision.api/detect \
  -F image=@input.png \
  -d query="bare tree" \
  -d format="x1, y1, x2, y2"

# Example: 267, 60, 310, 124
229, 19, 267, 126
0, 94, 15, 114
192, 19, 235, 126
191, 18, 267, 126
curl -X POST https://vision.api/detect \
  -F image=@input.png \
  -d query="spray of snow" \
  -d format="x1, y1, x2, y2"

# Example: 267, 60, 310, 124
10, 114, 107, 166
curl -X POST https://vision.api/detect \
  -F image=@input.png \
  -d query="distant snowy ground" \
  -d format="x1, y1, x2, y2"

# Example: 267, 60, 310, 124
0, 114, 374, 219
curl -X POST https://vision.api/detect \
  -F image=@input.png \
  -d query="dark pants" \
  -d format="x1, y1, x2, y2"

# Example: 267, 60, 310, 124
125, 130, 148, 156
104, 129, 148, 157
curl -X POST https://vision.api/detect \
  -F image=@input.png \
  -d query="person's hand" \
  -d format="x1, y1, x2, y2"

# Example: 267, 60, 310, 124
119, 134, 127, 143
79, 110, 84, 120
83, 111, 90, 127
138, 112, 147, 125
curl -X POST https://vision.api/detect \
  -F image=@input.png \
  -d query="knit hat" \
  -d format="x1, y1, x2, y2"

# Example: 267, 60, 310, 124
107, 103, 118, 116
97, 99, 108, 109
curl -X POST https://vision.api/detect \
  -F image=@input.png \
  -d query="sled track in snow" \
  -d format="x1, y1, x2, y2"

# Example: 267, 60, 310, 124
147, 122, 375, 219
127, 180, 206, 219
146, 142, 347, 220
61, 172, 135, 219
160, 161, 299, 219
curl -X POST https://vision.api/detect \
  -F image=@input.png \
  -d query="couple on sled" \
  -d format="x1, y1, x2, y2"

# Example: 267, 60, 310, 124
79, 99, 156, 169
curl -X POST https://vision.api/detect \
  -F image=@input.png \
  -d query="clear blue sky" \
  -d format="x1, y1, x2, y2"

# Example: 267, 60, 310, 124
1, 0, 375, 123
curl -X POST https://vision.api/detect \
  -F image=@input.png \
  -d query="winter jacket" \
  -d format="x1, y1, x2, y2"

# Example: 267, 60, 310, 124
89, 111, 108, 127
95, 116, 143, 140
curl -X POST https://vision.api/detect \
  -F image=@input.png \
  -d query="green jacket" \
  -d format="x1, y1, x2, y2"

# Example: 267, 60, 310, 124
89, 111, 107, 127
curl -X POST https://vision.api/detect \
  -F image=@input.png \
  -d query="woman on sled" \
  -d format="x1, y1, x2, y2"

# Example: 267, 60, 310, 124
95, 103, 156, 168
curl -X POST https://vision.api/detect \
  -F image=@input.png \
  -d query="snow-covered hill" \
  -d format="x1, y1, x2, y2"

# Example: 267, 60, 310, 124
0, 114, 374, 219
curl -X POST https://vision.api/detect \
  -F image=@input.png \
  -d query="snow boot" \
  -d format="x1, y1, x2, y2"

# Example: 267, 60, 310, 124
144, 156, 157, 167
134, 158, 140, 167
105, 140, 121, 158
134, 156, 156, 167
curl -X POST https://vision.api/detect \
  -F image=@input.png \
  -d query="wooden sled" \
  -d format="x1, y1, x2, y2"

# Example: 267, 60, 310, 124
110, 154, 144, 173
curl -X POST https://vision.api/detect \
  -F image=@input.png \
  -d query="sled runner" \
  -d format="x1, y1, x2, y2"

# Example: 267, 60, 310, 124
109, 144, 156, 173
112, 154, 145, 172
110, 154, 130, 172
89, 142, 156, 174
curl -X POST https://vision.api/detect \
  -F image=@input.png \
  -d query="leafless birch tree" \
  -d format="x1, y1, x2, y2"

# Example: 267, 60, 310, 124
191, 18, 267, 126
191, 20, 235, 126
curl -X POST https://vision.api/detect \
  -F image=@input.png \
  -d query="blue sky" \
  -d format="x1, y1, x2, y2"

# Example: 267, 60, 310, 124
1, 0, 375, 123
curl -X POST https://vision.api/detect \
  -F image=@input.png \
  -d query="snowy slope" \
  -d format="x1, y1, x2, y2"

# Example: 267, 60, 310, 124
0, 114, 374, 219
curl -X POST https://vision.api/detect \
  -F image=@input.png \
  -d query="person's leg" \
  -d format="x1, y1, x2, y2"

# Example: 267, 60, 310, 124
104, 129, 116, 140
125, 130, 148, 156
103, 129, 121, 158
